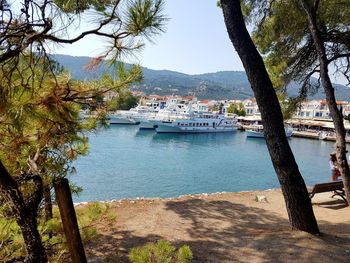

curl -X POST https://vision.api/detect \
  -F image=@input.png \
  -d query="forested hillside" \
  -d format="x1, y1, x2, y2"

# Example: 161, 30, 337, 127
53, 54, 350, 100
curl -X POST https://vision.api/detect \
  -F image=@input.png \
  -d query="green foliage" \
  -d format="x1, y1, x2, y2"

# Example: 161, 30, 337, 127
129, 240, 193, 263
227, 102, 246, 116
0, 202, 116, 262
77, 202, 110, 223
76, 202, 116, 242
107, 92, 139, 111
126, 0, 167, 38
278, 95, 303, 121
250, 0, 350, 88
0, 217, 24, 261
0, 56, 91, 177
55, 0, 111, 13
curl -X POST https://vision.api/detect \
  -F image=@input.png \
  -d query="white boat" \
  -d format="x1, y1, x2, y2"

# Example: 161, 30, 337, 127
155, 113, 238, 133
246, 125, 293, 138
108, 104, 159, 125
108, 112, 139, 124
246, 125, 265, 138
138, 98, 191, 129
138, 118, 156, 129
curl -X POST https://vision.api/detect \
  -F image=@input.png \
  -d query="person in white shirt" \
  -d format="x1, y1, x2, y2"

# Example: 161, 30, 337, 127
329, 152, 341, 181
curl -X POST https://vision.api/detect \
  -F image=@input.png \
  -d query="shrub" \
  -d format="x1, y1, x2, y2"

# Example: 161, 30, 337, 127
0, 202, 115, 262
128, 240, 193, 263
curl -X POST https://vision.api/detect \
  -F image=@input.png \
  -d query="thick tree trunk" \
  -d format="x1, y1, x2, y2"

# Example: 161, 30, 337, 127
220, 0, 319, 233
0, 161, 47, 263
299, 0, 350, 204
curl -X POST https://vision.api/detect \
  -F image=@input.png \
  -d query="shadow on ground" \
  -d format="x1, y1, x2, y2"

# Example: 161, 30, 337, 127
85, 198, 350, 263
312, 198, 348, 210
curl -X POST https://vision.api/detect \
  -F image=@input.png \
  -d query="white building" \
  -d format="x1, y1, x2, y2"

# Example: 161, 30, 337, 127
295, 100, 349, 120
242, 98, 260, 116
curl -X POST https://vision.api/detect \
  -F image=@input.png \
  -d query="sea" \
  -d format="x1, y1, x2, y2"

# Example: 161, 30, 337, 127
72, 125, 337, 202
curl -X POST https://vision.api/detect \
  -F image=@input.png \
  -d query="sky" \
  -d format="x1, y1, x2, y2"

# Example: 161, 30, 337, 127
53, 0, 244, 75
52, 0, 347, 85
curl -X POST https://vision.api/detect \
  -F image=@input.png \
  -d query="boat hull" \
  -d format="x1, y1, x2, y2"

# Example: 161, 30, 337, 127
156, 123, 237, 133
246, 128, 293, 138
139, 120, 156, 129
108, 115, 139, 125
246, 130, 265, 138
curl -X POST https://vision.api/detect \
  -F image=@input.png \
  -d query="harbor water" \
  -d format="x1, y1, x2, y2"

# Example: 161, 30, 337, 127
73, 125, 336, 202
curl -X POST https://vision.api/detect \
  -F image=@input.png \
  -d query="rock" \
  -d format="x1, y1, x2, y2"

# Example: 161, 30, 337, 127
255, 195, 268, 203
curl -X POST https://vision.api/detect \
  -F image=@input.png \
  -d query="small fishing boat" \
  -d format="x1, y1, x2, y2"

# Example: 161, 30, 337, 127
246, 125, 265, 138
246, 125, 293, 138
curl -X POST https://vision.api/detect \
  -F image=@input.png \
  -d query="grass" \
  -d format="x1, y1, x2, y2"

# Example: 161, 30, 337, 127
129, 240, 193, 263
0, 202, 116, 262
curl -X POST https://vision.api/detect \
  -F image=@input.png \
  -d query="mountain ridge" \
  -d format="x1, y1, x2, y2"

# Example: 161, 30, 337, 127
52, 54, 350, 100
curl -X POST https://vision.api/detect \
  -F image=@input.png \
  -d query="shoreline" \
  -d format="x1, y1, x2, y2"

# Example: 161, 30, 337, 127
73, 188, 279, 206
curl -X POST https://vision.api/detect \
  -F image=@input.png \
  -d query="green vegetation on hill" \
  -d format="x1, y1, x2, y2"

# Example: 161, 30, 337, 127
53, 54, 350, 100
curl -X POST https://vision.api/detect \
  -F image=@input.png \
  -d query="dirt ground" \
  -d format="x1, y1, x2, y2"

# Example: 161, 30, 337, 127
84, 189, 350, 263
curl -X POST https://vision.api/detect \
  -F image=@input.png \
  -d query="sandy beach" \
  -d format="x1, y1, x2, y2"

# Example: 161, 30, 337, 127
84, 189, 350, 263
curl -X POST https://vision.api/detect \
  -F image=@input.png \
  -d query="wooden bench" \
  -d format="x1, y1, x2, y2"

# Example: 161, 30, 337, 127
308, 181, 346, 202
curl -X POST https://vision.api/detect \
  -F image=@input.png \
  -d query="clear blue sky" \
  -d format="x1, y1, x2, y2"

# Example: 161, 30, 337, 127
53, 0, 244, 75
53, 0, 347, 85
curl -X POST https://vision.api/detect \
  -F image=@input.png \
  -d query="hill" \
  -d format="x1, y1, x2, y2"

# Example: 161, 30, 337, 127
53, 54, 350, 100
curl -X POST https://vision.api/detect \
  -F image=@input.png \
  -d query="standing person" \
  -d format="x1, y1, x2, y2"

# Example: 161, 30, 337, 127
329, 152, 341, 181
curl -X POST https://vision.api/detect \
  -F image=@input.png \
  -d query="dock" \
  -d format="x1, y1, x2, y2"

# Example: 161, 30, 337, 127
291, 131, 320, 140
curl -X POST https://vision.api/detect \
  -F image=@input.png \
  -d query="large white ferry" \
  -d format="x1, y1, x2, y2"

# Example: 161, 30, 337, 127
155, 113, 238, 133
138, 97, 191, 129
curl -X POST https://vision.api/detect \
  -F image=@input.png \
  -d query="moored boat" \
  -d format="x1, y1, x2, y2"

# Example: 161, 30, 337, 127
108, 104, 159, 125
108, 112, 139, 124
155, 113, 238, 133
246, 125, 293, 138
246, 125, 265, 138
138, 97, 192, 129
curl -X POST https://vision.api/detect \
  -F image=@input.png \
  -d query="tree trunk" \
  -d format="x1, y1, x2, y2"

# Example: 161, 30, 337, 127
17, 211, 48, 263
299, 0, 350, 204
220, 0, 319, 233
0, 161, 47, 263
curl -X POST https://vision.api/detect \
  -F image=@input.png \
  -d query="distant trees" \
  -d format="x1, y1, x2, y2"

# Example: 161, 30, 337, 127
107, 92, 139, 111
227, 102, 245, 116
0, 0, 166, 261
220, 0, 319, 233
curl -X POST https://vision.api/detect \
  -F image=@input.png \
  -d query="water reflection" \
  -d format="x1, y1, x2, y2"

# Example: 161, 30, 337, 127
152, 131, 238, 147
135, 129, 155, 138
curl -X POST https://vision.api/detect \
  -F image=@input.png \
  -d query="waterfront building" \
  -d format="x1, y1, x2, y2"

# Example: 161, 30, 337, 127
241, 98, 261, 116
295, 99, 350, 120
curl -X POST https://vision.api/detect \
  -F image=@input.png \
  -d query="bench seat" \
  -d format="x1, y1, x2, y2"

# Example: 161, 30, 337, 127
308, 181, 346, 202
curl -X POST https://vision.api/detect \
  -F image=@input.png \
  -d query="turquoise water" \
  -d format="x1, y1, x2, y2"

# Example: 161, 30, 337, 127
72, 125, 336, 202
